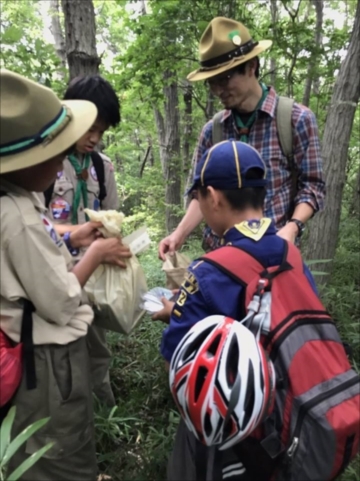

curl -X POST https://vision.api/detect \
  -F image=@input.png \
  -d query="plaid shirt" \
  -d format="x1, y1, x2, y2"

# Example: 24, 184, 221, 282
190, 87, 325, 250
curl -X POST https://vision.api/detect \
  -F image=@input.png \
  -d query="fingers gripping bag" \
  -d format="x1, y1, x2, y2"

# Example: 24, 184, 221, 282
84, 209, 148, 335
162, 252, 191, 289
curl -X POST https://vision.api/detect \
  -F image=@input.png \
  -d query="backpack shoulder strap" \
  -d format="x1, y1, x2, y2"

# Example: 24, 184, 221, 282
91, 151, 107, 205
276, 96, 298, 219
201, 242, 301, 287
200, 245, 266, 286
212, 111, 225, 145
276, 96, 294, 160
44, 183, 55, 209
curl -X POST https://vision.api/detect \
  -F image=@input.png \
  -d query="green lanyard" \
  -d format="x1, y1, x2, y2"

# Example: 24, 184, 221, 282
234, 83, 269, 142
68, 153, 91, 224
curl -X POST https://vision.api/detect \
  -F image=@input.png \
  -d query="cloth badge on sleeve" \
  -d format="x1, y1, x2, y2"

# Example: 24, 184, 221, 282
40, 215, 62, 247
90, 165, 98, 181
57, 171, 63, 179
181, 272, 199, 295
234, 218, 271, 241
50, 198, 70, 220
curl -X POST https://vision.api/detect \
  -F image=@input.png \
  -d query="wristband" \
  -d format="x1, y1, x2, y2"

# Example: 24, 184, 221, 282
63, 231, 79, 257
287, 218, 305, 238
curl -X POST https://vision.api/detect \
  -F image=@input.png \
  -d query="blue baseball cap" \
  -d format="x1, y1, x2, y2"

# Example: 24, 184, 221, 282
186, 140, 267, 195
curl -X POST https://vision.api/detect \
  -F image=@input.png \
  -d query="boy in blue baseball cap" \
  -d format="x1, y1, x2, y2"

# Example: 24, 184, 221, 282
154, 140, 318, 481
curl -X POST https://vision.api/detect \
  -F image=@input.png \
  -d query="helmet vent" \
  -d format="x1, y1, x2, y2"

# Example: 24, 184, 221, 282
226, 336, 239, 387
242, 360, 255, 428
207, 334, 221, 357
195, 366, 209, 402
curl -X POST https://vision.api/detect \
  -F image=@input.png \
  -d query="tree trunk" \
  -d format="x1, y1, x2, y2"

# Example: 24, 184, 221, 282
302, 0, 323, 106
154, 70, 182, 234
182, 80, 193, 209
205, 90, 216, 120
49, 0, 66, 71
61, 0, 100, 79
305, 0, 360, 284
349, 168, 360, 217
270, 0, 278, 87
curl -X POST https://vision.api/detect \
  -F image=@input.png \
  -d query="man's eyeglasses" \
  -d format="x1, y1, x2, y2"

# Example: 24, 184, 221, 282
206, 69, 238, 89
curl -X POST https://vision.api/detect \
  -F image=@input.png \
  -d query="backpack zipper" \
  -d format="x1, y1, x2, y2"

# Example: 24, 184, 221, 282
286, 374, 360, 459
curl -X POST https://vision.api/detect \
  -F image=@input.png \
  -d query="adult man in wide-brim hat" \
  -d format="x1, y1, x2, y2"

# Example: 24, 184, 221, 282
159, 17, 325, 259
0, 69, 129, 480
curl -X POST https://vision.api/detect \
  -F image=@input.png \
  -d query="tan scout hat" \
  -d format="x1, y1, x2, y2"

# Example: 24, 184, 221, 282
187, 17, 272, 82
0, 69, 97, 174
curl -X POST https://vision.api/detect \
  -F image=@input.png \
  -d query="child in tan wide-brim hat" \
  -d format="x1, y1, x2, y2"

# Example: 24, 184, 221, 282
0, 69, 130, 480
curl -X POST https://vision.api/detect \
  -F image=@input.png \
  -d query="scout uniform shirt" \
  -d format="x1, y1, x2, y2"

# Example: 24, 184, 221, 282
161, 219, 318, 363
47, 153, 119, 225
0, 179, 93, 345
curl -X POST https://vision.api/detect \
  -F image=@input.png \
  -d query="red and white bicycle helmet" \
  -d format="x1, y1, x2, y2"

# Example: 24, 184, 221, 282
169, 315, 275, 450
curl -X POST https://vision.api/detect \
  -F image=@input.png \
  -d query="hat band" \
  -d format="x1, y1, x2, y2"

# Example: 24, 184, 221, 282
200, 40, 259, 70
0, 105, 73, 157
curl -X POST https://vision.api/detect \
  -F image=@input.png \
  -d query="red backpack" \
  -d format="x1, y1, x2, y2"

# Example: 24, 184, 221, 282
202, 241, 360, 481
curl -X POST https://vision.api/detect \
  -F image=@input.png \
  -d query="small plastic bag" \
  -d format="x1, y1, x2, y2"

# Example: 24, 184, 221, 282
84, 209, 148, 335
162, 252, 191, 289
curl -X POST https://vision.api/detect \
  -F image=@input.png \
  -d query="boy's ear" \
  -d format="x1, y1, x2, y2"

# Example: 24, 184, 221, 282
207, 186, 222, 208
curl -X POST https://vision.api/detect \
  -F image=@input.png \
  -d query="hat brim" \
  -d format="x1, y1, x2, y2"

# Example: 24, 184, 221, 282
0, 99, 97, 174
187, 40, 272, 82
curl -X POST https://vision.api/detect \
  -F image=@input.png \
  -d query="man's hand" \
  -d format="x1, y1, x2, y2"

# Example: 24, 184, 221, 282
158, 230, 186, 261
158, 199, 204, 260
277, 222, 298, 244
69, 222, 103, 248
152, 298, 175, 324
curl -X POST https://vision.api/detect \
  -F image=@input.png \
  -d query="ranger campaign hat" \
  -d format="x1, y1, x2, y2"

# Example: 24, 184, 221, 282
187, 17, 272, 82
0, 69, 97, 174
186, 140, 267, 194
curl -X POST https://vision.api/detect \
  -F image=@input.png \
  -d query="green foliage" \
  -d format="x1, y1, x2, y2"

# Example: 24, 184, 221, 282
0, 0, 64, 89
0, 407, 54, 481
1, 1, 359, 479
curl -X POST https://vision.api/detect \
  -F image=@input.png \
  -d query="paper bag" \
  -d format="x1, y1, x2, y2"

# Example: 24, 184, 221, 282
83, 208, 148, 335
162, 252, 191, 289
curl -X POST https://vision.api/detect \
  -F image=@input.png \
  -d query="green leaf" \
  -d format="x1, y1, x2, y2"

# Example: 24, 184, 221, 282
305, 259, 332, 266
1, 417, 50, 467
1, 26, 23, 44
6, 442, 54, 481
0, 406, 16, 460
311, 271, 330, 276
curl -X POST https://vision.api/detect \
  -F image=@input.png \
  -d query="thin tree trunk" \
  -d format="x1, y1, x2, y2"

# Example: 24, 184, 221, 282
205, 90, 215, 120
302, 0, 323, 106
349, 168, 360, 217
305, 0, 360, 284
182, 80, 193, 209
154, 70, 182, 234
270, 0, 278, 87
61, 0, 100, 79
49, 0, 66, 72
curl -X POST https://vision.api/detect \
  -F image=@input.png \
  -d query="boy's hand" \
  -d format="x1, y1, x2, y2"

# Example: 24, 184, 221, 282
91, 237, 132, 268
69, 222, 103, 248
152, 298, 175, 324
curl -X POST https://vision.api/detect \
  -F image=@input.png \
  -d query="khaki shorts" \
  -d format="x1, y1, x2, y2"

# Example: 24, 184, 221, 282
9, 337, 97, 481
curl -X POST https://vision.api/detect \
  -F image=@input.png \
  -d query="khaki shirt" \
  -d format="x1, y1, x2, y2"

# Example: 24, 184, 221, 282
46, 153, 119, 225
0, 180, 93, 345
